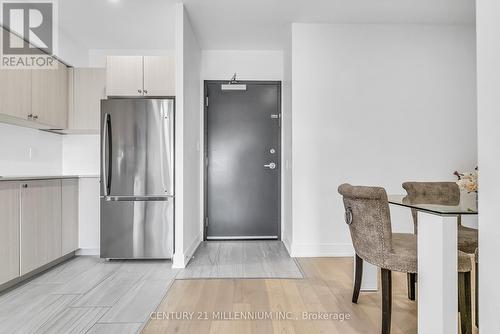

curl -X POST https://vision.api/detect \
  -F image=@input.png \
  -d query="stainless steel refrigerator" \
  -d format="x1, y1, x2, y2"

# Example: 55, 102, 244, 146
100, 98, 174, 259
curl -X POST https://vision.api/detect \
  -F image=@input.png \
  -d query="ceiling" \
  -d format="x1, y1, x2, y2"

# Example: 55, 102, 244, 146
59, 0, 176, 50
59, 0, 475, 51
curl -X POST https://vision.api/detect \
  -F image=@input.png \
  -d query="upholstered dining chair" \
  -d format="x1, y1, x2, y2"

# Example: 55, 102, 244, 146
402, 182, 478, 254
338, 183, 473, 334
402, 182, 478, 302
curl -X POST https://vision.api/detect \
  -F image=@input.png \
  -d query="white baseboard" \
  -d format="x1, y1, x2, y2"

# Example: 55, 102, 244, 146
290, 242, 354, 257
172, 253, 186, 268
283, 236, 293, 256
172, 233, 202, 268
76, 248, 100, 256
184, 233, 202, 264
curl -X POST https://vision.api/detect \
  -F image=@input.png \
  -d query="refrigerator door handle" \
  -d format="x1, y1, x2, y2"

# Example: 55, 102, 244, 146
159, 104, 167, 193
102, 113, 112, 196
103, 195, 174, 201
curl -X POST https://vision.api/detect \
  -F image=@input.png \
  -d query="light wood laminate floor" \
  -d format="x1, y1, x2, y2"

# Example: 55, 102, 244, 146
144, 257, 479, 334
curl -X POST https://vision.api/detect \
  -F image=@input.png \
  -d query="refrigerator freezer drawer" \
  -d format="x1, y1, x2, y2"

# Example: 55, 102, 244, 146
100, 198, 174, 259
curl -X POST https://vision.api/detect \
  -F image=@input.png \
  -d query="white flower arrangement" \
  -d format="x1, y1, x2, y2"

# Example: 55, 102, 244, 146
454, 167, 478, 193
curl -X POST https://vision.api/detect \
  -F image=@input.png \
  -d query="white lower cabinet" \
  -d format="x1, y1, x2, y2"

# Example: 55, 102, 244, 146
20, 180, 62, 275
0, 178, 80, 287
0, 182, 20, 285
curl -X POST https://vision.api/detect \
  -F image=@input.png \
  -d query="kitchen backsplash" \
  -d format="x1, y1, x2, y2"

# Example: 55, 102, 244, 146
0, 123, 62, 176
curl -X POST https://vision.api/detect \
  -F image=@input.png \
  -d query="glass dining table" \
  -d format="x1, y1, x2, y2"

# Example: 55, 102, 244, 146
387, 194, 478, 334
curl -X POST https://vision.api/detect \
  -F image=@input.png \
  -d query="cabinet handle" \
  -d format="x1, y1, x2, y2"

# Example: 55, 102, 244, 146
22, 184, 28, 188
143, 89, 148, 94
33, 115, 38, 120
27, 113, 33, 119
138, 89, 142, 94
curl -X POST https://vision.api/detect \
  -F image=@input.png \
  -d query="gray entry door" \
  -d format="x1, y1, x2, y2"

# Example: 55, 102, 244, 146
205, 81, 281, 239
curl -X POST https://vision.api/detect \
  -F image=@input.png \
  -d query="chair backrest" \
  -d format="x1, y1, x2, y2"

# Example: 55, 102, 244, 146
338, 183, 392, 268
402, 182, 461, 231
402, 182, 460, 205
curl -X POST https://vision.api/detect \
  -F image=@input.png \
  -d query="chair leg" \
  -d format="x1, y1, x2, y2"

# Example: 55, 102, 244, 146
381, 268, 392, 334
352, 254, 363, 303
475, 262, 478, 328
458, 271, 472, 334
407, 273, 416, 301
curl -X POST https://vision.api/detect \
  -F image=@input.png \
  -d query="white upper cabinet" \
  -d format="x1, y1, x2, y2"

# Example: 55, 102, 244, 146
0, 69, 32, 121
31, 60, 69, 129
0, 26, 69, 131
68, 68, 106, 132
106, 55, 175, 97
143, 55, 175, 97
106, 56, 144, 96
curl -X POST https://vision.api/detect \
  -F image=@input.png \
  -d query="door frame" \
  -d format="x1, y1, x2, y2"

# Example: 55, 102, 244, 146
203, 80, 282, 241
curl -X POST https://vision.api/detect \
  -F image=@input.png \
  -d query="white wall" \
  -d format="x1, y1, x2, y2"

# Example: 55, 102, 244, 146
88, 49, 174, 68
0, 123, 62, 176
476, 0, 500, 331
282, 29, 293, 253
291, 23, 477, 256
62, 135, 100, 175
173, 4, 203, 268
76, 176, 100, 255
58, 29, 89, 67
202, 50, 283, 81
62, 135, 99, 255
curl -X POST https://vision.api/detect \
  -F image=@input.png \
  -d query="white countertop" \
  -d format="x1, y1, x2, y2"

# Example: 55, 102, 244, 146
0, 175, 99, 181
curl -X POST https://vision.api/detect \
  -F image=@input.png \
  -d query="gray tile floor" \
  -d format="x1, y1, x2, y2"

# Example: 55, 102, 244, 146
176, 241, 304, 279
0, 241, 302, 334
0, 257, 177, 334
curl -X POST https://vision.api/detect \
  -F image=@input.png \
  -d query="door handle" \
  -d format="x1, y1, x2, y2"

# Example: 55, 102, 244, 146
102, 113, 112, 196
264, 162, 276, 170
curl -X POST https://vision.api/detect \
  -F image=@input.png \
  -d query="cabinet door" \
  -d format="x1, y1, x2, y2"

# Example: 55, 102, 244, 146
0, 182, 20, 285
0, 69, 32, 120
31, 61, 69, 129
106, 56, 144, 96
69, 68, 106, 131
62, 179, 79, 255
143, 55, 175, 96
20, 180, 62, 275
78, 177, 100, 251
